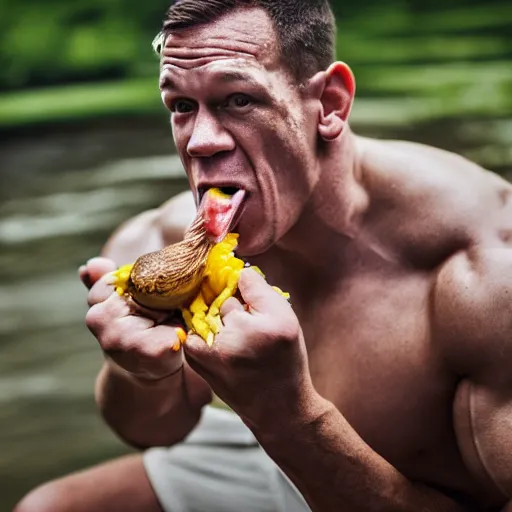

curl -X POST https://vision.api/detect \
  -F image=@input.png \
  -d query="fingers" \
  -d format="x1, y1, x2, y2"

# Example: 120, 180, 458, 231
80, 257, 118, 290
238, 268, 289, 315
104, 321, 185, 379
183, 333, 215, 377
79, 265, 94, 289
87, 295, 183, 354
86, 293, 152, 338
87, 274, 117, 307
183, 333, 208, 356
220, 297, 244, 317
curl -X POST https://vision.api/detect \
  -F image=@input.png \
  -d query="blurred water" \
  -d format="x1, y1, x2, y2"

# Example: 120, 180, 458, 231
0, 121, 191, 510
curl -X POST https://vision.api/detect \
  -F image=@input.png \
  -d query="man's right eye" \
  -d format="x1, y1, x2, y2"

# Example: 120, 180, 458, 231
170, 99, 196, 114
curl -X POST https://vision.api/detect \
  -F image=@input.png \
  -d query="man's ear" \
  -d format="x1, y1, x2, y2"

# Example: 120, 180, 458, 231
307, 62, 355, 142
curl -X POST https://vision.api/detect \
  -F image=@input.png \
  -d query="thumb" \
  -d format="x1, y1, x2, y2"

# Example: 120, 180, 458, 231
183, 333, 213, 377
238, 268, 287, 315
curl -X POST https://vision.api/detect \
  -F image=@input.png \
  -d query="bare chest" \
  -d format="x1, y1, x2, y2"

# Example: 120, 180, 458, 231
294, 269, 477, 494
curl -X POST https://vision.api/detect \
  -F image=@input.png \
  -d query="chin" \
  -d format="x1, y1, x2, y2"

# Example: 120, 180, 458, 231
235, 225, 276, 258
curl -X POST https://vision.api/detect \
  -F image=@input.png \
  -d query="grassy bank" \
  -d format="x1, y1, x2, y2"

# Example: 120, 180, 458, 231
0, 78, 161, 127
1, 0, 511, 130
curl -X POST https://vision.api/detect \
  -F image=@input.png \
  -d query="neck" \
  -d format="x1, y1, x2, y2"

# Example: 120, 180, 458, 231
266, 129, 368, 274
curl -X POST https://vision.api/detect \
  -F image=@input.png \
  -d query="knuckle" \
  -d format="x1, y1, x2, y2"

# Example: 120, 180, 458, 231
224, 309, 246, 325
122, 332, 166, 361
127, 340, 154, 359
117, 331, 143, 354
87, 281, 112, 307
222, 346, 250, 367
99, 325, 128, 352
261, 317, 299, 343
139, 346, 166, 361
278, 320, 300, 342
85, 304, 107, 334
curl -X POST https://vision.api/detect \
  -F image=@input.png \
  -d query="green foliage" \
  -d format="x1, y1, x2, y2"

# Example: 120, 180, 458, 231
0, 77, 161, 125
0, 0, 169, 90
0, 0, 510, 126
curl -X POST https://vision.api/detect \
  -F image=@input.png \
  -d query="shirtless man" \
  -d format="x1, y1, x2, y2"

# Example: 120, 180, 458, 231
15, 1, 512, 511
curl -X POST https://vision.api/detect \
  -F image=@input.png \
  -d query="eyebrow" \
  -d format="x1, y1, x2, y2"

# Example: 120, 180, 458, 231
218, 70, 261, 85
159, 70, 264, 91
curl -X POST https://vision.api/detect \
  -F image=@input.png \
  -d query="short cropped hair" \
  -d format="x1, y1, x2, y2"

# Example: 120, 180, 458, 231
153, 0, 336, 83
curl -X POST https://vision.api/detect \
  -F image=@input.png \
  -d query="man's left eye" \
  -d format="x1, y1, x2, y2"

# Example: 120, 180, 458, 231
225, 94, 252, 109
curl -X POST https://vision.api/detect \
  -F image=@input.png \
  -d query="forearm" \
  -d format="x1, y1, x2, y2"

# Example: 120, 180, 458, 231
95, 360, 212, 448
255, 394, 467, 512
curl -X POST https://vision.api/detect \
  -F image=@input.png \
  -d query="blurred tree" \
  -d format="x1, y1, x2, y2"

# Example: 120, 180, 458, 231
0, 0, 510, 93
0, 0, 169, 90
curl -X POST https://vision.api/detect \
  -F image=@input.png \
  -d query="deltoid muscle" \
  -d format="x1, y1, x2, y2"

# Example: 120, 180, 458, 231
111, 189, 289, 348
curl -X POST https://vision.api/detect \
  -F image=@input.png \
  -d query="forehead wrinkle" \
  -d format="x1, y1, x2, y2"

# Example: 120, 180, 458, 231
163, 41, 258, 60
162, 9, 278, 69
160, 58, 271, 93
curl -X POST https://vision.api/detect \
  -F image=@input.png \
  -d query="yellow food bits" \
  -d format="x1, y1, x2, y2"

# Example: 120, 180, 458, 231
176, 327, 187, 343
111, 264, 134, 296
171, 327, 187, 352
111, 232, 290, 348
181, 233, 245, 346
207, 188, 232, 200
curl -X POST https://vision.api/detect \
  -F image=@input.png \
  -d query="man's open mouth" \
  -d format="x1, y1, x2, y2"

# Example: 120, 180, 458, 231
198, 187, 247, 243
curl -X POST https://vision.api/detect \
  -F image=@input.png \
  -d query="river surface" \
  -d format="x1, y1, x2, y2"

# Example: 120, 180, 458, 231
1, 3, 512, 508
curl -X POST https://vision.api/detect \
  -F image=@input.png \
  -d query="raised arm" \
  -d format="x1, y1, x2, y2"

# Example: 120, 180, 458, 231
85, 191, 213, 449
435, 248, 512, 511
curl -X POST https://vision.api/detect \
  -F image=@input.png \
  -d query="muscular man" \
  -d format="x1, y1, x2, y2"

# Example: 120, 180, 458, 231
16, 1, 512, 511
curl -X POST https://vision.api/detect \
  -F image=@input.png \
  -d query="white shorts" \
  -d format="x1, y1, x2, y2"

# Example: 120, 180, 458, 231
143, 406, 311, 512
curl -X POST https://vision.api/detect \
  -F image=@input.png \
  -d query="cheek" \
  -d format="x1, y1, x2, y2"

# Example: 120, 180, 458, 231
274, 134, 315, 198
171, 116, 193, 152
273, 145, 315, 231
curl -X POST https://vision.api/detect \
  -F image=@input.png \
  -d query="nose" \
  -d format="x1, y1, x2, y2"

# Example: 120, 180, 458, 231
187, 108, 235, 158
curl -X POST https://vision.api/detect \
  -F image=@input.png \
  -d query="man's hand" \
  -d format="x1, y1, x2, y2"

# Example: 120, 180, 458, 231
184, 268, 320, 430
81, 257, 184, 382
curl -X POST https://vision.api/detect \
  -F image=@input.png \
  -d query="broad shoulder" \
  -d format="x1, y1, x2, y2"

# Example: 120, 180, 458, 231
102, 190, 196, 266
359, 137, 512, 265
433, 247, 512, 382
363, 137, 509, 211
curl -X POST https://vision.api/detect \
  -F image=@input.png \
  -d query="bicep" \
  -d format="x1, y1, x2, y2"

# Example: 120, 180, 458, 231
101, 209, 164, 266
454, 379, 512, 502
101, 191, 195, 266
434, 247, 512, 376
436, 248, 512, 501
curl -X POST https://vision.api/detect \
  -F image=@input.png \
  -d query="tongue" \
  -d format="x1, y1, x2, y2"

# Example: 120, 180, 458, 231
199, 188, 246, 243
